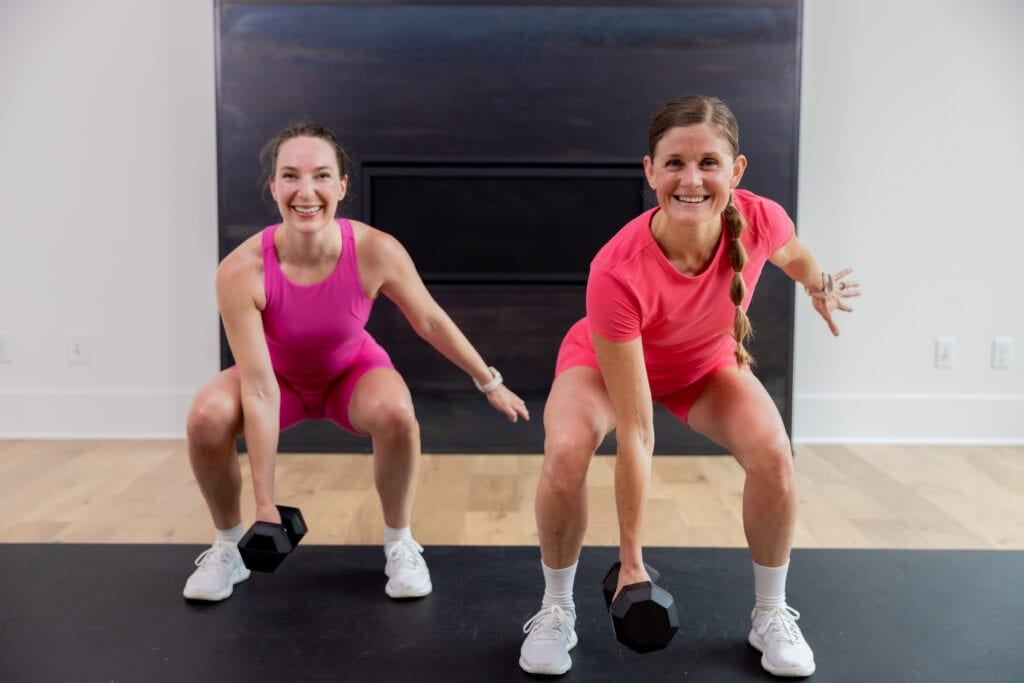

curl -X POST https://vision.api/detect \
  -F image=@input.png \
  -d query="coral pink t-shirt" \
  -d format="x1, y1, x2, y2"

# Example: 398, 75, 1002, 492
585, 189, 794, 392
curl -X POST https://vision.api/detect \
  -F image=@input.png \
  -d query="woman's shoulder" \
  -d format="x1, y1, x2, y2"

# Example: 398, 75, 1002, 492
733, 189, 795, 252
349, 219, 376, 244
218, 230, 266, 283
591, 208, 658, 270
734, 188, 789, 223
351, 219, 403, 258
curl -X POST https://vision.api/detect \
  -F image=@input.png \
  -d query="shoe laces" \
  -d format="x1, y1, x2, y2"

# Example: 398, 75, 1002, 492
522, 605, 573, 644
753, 605, 806, 646
385, 538, 426, 571
193, 543, 236, 572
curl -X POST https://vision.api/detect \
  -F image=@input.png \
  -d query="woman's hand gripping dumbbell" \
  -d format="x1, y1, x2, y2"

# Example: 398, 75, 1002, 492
238, 505, 308, 572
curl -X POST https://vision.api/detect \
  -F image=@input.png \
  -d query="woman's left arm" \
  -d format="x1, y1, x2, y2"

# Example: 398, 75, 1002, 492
365, 227, 530, 422
769, 235, 860, 336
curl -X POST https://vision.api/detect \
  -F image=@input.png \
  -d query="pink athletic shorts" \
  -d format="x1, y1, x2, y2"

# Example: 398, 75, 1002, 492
276, 335, 395, 435
554, 320, 740, 427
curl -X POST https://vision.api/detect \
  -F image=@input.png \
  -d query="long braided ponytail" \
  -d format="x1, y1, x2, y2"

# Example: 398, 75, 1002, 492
724, 196, 753, 366
649, 95, 753, 367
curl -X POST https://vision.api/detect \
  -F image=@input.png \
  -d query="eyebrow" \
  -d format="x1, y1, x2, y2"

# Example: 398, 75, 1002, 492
664, 152, 724, 158
279, 166, 334, 172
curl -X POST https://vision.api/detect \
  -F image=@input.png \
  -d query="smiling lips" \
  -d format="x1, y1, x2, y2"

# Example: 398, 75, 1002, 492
293, 206, 321, 215
674, 195, 708, 204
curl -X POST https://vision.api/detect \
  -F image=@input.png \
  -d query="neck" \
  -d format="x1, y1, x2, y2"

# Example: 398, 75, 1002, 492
651, 210, 723, 274
276, 219, 341, 265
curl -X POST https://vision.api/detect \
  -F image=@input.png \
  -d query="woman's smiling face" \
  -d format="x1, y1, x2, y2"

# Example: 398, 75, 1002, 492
643, 122, 746, 230
269, 136, 347, 231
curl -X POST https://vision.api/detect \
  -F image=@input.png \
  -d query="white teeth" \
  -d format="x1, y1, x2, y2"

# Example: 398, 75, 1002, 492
293, 206, 320, 214
675, 196, 706, 204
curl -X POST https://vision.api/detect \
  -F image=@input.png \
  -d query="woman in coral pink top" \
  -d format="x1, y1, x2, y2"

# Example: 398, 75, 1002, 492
182, 122, 529, 605
519, 96, 859, 678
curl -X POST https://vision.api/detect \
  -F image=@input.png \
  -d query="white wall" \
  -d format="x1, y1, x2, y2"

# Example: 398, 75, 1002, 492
0, 0, 220, 436
0, 0, 1020, 443
795, 0, 1024, 442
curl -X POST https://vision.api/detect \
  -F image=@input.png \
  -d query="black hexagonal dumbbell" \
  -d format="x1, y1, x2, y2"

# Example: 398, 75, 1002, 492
238, 505, 308, 573
603, 561, 679, 653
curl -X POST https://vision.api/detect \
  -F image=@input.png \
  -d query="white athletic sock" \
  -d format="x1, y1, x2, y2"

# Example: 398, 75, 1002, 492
384, 524, 413, 546
541, 560, 578, 613
752, 559, 789, 609
216, 523, 245, 545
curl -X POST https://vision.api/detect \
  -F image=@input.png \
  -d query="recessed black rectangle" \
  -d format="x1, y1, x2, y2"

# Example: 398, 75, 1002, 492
363, 164, 651, 283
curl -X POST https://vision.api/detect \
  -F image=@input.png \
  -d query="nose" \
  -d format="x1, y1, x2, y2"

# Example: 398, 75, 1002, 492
680, 165, 702, 188
296, 176, 316, 197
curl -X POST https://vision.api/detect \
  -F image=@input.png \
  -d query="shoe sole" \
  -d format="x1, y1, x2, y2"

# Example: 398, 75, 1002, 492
748, 631, 816, 677
183, 568, 251, 602
385, 581, 433, 599
518, 630, 578, 676
518, 656, 571, 676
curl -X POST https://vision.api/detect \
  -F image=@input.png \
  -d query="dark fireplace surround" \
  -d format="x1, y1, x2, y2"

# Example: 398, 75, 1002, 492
216, 1, 801, 453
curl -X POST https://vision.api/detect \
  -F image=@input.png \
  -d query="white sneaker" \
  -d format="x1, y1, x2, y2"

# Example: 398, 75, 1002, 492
519, 605, 578, 675
749, 605, 816, 677
384, 538, 432, 598
182, 542, 251, 601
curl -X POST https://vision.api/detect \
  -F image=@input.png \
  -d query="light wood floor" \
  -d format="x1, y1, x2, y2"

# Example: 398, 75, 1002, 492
1, 440, 1021, 550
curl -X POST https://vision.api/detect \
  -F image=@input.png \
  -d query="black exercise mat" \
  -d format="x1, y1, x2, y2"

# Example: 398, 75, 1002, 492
1, 545, 1021, 682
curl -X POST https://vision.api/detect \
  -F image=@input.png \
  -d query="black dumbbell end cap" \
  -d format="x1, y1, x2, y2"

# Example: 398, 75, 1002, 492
610, 583, 680, 654
238, 521, 293, 572
276, 505, 308, 546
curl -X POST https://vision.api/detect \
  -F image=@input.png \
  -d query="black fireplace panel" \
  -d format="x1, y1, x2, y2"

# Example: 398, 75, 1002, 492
216, 1, 802, 241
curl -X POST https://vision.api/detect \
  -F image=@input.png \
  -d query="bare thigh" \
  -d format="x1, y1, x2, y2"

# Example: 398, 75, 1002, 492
685, 366, 790, 469
345, 367, 417, 438
543, 366, 617, 468
189, 367, 308, 439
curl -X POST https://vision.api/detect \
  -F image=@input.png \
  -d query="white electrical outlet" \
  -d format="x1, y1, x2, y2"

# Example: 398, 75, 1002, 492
935, 337, 957, 369
0, 333, 12, 363
69, 334, 89, 364
992, 337, 1013, 370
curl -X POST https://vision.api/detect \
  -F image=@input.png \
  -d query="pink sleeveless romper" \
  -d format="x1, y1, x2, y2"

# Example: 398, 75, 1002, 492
261, 218, 394, 434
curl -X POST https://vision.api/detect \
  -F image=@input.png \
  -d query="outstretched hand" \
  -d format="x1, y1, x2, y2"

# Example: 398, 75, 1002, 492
809, 267, 860, 336
486, 384, 530, 422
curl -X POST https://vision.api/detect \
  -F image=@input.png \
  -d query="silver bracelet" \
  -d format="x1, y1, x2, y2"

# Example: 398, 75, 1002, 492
473, 366, 504, 393
805, 271, 833, 296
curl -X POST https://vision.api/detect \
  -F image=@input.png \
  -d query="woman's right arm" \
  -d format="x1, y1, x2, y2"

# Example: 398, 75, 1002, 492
591, 332, 655, 596
216, 250, 282, 525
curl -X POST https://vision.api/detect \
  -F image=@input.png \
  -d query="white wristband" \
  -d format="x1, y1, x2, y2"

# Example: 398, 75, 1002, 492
473, 366, 504, 393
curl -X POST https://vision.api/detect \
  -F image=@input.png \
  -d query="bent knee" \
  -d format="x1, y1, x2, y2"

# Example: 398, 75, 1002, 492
543, 430, 601, 491
741, 439, 796, 495
186, 393, 240, 445
361, 399, 419, 441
